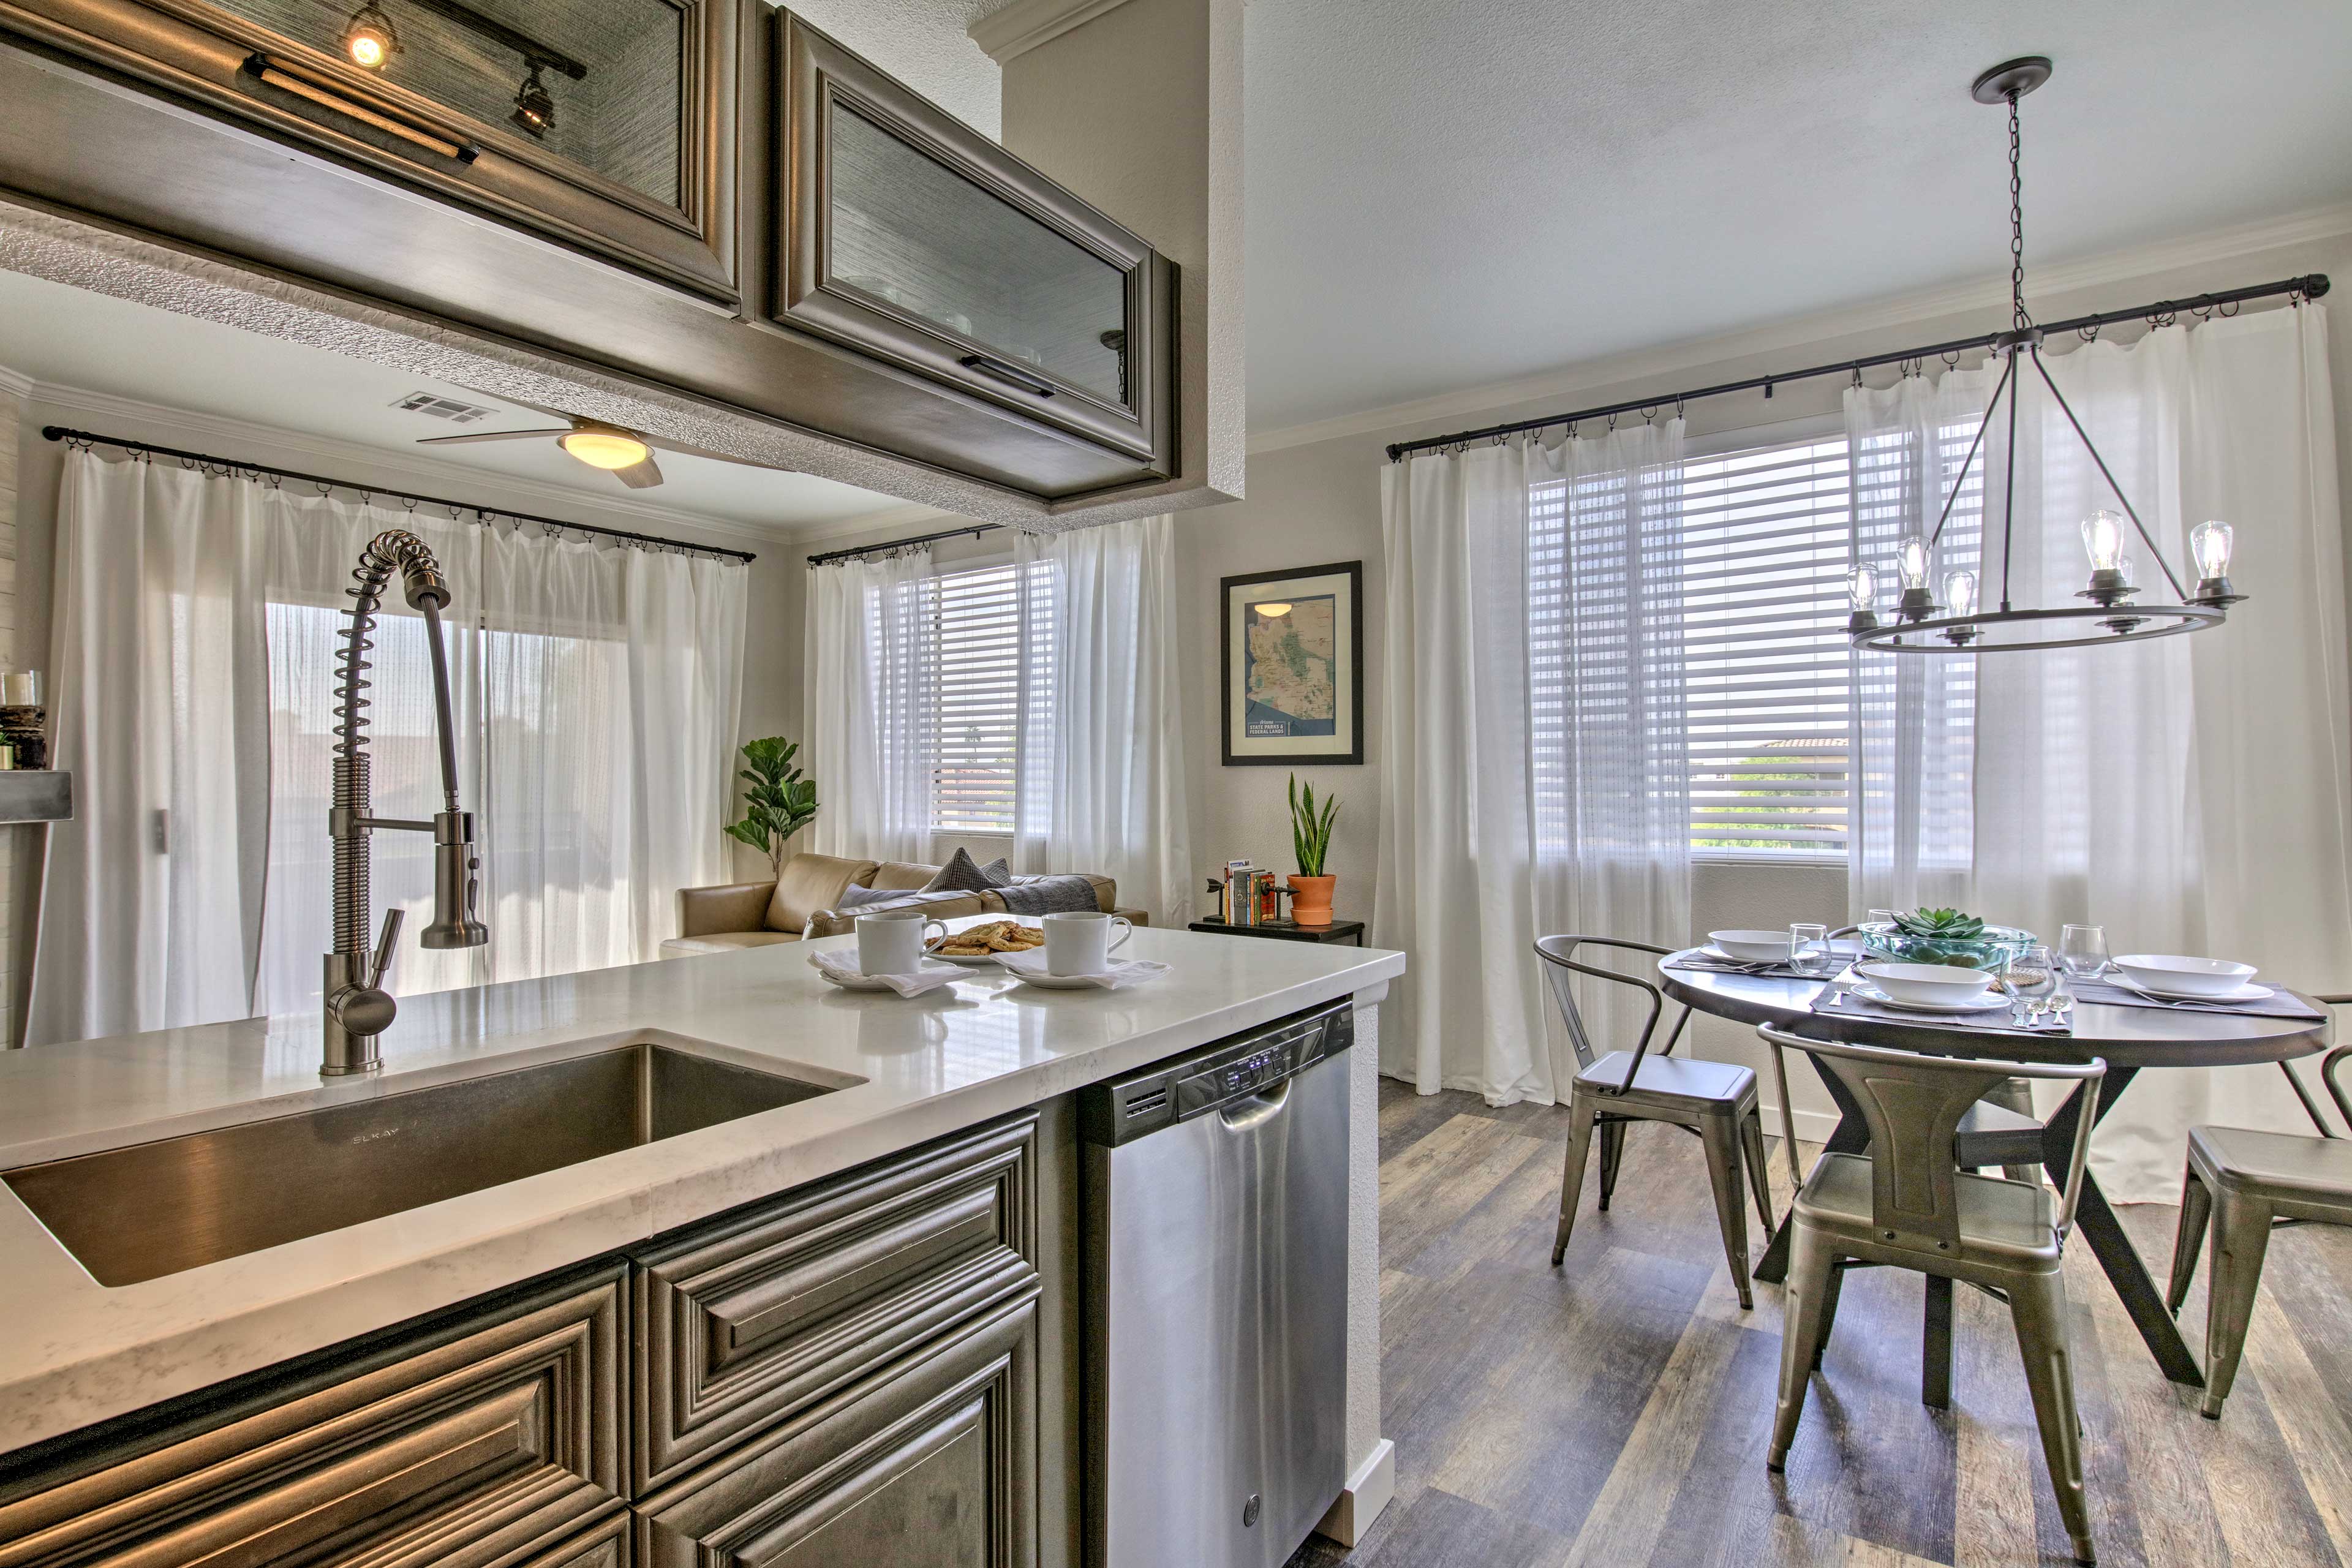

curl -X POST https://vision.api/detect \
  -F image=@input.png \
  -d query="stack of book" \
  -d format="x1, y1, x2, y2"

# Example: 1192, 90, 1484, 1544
1208, 861, 1284, 926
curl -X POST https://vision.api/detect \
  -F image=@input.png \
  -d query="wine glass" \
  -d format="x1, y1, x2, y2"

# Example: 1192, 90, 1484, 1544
2059, 924, 2109, 982
1997, 944, 2057, 1028
1789, 923, 1831, 977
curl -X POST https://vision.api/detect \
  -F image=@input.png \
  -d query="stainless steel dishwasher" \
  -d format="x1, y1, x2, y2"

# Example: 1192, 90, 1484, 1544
1080, 998, 1352, 1568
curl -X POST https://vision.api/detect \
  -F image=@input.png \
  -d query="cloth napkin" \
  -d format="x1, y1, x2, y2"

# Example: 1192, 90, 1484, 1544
2065, 975, 2324, 1021
995, 949, 1173, 991
807, 948, 966, 997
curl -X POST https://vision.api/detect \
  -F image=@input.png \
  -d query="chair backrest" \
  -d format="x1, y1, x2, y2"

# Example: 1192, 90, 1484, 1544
1532, 935, 1690, 1093
1758, 1025, 2104, 1251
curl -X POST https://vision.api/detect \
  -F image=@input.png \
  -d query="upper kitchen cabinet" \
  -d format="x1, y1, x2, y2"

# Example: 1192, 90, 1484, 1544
0, 0, 741, 299
771, 14, 1175, 475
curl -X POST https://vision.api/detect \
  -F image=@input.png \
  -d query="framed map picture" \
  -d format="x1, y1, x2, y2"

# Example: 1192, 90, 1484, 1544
1221, 560, 1363, 766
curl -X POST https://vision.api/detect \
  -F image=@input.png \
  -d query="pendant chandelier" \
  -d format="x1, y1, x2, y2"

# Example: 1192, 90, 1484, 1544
1847, 58, 2244, 655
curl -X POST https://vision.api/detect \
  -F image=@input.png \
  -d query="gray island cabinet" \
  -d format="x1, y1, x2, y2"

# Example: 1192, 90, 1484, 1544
0, 1109, 1068, 1568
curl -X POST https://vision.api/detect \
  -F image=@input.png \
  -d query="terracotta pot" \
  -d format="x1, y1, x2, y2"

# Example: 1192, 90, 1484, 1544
1287, 874, 1336, 926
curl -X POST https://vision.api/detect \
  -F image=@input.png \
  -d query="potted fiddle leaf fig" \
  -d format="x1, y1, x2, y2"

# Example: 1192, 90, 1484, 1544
1287, 774, 1340, 926
725, 736, 818, 876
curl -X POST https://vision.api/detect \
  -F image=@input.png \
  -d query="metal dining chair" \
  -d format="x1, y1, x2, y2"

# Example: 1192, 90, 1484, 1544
1757, 1024, 2105, 1567
1536, 936, 1775, 1309
2165, 1023, 2352, 1421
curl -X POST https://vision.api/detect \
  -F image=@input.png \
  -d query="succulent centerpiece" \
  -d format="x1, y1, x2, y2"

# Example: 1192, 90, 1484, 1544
1861, 907, 2037, 971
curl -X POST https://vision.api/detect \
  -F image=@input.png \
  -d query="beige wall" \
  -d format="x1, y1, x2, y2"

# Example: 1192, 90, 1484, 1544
0, 382, 30, 1044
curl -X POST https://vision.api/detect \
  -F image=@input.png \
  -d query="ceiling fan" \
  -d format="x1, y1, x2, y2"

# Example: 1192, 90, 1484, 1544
415, 413, 780, 491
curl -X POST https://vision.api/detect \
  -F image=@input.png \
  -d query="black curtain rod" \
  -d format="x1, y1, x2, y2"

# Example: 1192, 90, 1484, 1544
40, 426, 757, 562
807, 521, 1005, 565
1385, 273, 2331, 462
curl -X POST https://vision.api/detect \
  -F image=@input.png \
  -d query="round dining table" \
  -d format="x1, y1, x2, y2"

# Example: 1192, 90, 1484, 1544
1658, 952, 2332, 1389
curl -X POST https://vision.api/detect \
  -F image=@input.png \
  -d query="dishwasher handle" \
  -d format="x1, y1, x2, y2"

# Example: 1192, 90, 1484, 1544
1216, 1076, 1292, 1132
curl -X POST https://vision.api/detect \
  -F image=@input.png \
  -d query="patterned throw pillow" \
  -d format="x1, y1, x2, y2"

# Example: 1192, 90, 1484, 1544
922, 848, 1011, 893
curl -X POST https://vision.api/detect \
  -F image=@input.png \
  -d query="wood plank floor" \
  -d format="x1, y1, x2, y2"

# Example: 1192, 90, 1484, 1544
1286, 1078, 2352, 1568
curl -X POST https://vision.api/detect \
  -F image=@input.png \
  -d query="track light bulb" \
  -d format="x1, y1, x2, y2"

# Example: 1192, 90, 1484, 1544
340, 1, 399, 69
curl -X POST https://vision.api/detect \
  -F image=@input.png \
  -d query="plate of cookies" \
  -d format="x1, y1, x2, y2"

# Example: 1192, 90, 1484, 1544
927, 919, 1046, 965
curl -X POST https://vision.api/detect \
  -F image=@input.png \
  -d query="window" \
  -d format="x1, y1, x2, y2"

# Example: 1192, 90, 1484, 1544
1530, 424, 1980, 861
918, 562, 1026, 834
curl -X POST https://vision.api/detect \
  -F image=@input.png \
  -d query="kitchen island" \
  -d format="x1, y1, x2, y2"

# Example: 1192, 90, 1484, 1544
0, 924, 1401, 1565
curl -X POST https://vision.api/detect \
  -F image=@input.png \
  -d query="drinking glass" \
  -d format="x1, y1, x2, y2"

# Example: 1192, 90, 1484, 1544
1789, 923, 1831, 977
2059, 924, 2109, 981
1997, 944, 2057, 1027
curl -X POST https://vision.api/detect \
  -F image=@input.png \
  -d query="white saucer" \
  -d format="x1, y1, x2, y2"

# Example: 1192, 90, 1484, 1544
819, 960, 962, 992
2109, 974, 2274, 1005
1852, 983, 2011, 1015
1006, 968, 1121, 990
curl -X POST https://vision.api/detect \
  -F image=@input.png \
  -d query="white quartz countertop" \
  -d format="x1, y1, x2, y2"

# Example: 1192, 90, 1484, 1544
0, 924, 1402, 1457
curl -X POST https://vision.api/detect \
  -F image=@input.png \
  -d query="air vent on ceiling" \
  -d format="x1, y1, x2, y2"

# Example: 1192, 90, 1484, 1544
391, 391, 497, 425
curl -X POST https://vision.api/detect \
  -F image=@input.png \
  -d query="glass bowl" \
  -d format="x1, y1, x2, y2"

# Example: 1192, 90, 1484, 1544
1857, 921, 2038, 973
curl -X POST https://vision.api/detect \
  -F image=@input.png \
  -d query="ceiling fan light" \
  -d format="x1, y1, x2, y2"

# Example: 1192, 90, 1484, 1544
559, 428, 651, 470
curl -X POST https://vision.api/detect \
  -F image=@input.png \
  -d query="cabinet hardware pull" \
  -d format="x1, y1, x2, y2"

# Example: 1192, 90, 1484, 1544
959, 355, 1056, 398
242, 55, 480, 164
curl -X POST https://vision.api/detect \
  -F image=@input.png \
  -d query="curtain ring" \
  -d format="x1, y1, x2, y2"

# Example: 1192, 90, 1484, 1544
1674, 398, 1686, 420
1942, 349, 1962, 371
1640, 404, 1657, 425
2218, 299, 2240, 318
315, 480, 334, 497
1850, 368, 1863, 389
400, 494, 418, 512
1606, 413, 1618, 431
1567, 420, 1579, 439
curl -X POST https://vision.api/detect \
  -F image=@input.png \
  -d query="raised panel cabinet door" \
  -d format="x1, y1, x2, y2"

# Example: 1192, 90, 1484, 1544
0, 0, 744, 301
629, 1112, 1039, 1493
769, 11, 1176, 477
0, 1268, 628, 1568
518, 1507, 635, 1568
634, 1292, 1039, 1568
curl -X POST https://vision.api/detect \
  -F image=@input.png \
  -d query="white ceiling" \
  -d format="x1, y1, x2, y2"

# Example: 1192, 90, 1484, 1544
1242, 0, 2352, 434
0, 268, 914, 535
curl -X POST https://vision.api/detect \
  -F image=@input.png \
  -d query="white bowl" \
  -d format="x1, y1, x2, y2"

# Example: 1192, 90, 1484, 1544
1710, 930, 1794, 964
1855, 962, 1994, 1008
2113, 954, 2258, 999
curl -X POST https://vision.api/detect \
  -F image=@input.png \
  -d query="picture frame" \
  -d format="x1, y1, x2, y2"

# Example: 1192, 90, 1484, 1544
1220, 560, 1364, 766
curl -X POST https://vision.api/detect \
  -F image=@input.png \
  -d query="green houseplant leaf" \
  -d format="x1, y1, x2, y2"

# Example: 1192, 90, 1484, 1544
727, 735, 820, 875
1289, 774, 1340, 878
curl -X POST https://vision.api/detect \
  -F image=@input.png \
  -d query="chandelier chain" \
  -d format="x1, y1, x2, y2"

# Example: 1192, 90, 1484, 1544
2008, 91, 2029, 330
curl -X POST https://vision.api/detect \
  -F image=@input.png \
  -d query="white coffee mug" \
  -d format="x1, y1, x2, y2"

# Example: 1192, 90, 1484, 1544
857, 909, 948, 976
1042, 910, 1133, 976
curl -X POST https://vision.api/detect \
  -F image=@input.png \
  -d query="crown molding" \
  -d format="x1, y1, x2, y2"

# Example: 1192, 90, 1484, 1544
24, 381, 920, 549
781, 500, 974, 548
1247, 199, 2352, 456
0, 361, 33, 400
968, 0, 1135, 64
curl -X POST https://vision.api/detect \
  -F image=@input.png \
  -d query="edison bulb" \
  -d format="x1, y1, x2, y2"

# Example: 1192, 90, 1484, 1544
559, 428, 651, 470
2081, 510, 2126, 573
1897, 538, 1929, 592
1942, 569, 1978, 619
2192, 519, 2234, 579
347, 28, 386, 66
1847, 562, 1877, 612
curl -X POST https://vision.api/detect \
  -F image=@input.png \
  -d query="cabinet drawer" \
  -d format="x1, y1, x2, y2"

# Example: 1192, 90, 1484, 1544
0, 1269, 626, 1568
629, 1114, 1038, 1492
633, 1291, 1037, 1568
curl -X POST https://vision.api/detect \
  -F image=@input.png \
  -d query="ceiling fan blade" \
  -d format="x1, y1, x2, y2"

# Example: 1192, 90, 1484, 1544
612, 455, 665, 489
415, 428, 570, 447
639, 434, 793, 472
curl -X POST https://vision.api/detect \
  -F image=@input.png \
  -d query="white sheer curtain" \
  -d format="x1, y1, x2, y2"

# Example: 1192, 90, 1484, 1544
31, 451, 749, 1046
1845, 368, 1991, 917
803, 549, 935, 866
1969, 306, 2352, 1199
1009, 516, 1192, 925
1373, 423, 1690, 1105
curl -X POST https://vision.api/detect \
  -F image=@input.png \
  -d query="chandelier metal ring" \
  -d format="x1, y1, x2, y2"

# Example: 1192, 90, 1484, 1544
1852, 603, 2225, 655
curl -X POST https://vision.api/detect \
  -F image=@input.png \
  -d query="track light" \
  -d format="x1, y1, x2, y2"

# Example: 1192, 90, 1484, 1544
340, 0, 400, 69
511, 61, 555, 137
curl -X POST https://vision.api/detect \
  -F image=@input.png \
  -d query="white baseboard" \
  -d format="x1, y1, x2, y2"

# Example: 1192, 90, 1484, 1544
1768, 1102, 1841, 1144
1314, 1437, 1395, 1547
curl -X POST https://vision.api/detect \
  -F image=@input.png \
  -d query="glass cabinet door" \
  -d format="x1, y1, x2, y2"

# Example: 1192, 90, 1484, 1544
775, 13, 1174, 473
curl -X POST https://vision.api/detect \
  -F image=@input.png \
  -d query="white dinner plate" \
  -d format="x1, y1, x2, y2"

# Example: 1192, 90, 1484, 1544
2108, 974, 2274, 1005
818, 960, 962, 992
1852, 983, 2012, 1015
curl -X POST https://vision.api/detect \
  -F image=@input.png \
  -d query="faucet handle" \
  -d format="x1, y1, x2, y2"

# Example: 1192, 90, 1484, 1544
368, 906, 405, 989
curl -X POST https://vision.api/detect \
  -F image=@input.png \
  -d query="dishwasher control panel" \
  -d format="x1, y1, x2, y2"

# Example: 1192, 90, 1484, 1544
1080, 1000, 1354, 1147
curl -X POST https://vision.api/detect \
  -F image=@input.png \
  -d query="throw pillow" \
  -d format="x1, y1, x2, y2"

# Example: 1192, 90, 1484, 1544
922, 848, 1011, 893
832, 883, 903, 911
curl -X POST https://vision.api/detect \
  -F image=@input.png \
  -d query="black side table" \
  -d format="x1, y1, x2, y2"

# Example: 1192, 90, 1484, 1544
1188, 917, 1366, 947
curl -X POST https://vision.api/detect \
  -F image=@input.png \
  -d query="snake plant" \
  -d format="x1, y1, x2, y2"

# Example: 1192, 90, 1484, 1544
1289, 774, 1340, 878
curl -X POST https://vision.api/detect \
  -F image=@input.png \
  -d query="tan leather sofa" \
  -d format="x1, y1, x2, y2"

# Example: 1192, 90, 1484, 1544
662, 852, 1143, 958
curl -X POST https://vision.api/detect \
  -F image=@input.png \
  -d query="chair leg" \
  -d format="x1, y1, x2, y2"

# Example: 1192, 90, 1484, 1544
1768, 1223, 1838, 1472
1740, 1109, 1776, 1235
1812, 1259, 1847, 1370
1597, 1118, 1629, 1211
1922, 1274, 1954, 1410
2201, 1188, 2275, 1420
2165, 1165, 2212, 1316
1551, 1096, 1599, 1267
2008, 1267, 2095, 1564
1701, 1115, 1755, 1311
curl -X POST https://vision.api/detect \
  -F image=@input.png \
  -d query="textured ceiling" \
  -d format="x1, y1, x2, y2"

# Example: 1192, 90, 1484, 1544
1242, 0, 2352, 433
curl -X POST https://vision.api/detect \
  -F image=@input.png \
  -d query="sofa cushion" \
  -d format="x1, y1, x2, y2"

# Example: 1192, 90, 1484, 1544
661, 930, 801, 959
922, 848, 1011, 893
869, 861, 943, 892
766, 854, 881, 932
802, 888, 992, 939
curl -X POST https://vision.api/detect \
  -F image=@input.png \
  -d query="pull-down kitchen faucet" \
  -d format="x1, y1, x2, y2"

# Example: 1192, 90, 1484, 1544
323, 530, 489, 1077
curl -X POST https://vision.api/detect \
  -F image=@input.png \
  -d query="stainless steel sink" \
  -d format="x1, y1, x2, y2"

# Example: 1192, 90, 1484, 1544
3, 1041, 835, 1287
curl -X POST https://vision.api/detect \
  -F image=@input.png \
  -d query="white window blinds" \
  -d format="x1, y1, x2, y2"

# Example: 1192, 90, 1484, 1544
920, 562, 1024, 834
